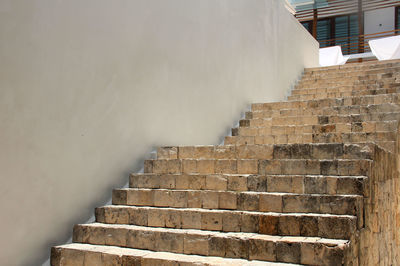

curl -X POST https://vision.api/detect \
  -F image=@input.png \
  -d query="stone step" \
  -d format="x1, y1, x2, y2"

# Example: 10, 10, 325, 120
240, 122, 398, 136
130, 173, 365, 195
235, 124, 397, 139
95, 206, 357, 239
251, 93, 400, 111
51, 243, 293, 266
247, 104, 400, 119
298, 71, 400, 85
291, 86, 400, 97
288, 88, 400, 101
157, 143, 373, 160
72, 223, 350, 264
143, 158, 371, 176
112, 189, 363, 216
303, 59, 400, 74
296, 80, 399, 92
225, 134, 395, 151
232, 127, 395, 141
299, 73, 400, 84
237, 112, 400, 129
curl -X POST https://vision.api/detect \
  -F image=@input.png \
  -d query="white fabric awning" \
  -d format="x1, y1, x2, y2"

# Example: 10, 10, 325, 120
319, 46, 350, 67
369, 35, 400, 61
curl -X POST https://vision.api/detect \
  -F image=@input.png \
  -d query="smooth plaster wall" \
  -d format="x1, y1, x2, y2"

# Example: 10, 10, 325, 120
364, 7, 395, 35
0, 0, 318, 265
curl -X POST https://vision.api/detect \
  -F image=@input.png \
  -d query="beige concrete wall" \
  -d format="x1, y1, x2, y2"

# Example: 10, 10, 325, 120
0, 0, 318, 265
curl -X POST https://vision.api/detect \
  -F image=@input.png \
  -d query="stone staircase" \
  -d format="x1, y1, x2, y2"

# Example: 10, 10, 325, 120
51, 60, 400, 265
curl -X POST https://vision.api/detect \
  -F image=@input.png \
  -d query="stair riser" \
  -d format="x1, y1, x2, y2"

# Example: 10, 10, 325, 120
130, 174, 365, 195
237, 113, 400, 129
239, 121, 397, 134
143, 159, 371, 176
289, 90, 400, 101
233, 127, 397, 139
96, 206, 356, 239
158, 144, 373, 160
225, 135, 395, 152
72, 225, 349, 264
251, 94, 400, 111
297, 76, 399, 87
291, 87, 400, 96
112, 189, 363, 216
247, 105, 400, 119
51, 245, 280, 266
304, 61, 400, 74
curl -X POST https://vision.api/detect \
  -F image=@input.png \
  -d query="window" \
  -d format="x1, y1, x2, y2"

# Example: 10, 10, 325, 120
396, 6, 400, 30
300, 14, 359, 54
301, 21, 312, 34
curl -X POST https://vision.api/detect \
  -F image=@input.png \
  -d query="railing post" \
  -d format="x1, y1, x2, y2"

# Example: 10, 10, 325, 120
358, 0, 364, 56
312, 8, 318, 38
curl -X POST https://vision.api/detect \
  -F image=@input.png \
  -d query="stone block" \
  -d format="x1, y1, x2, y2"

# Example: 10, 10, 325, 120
259, 194, 282, 212
197, 160, 215, 174
129, 208, 148, 226
276, 241, 301, 263
241, 213, 260, 233
158, 147, 178, 159
237, 159, 258, 174
249, 237, 276, 261
215, 160, 237, 174
259, 215, 278, 235
127, 190, 153, 206
278, 216, 300, 236
205, 175, 227, 190
228, 175, 248, 191
238, 193, 259, 211
201, 191, 219, 209
181, 211, 201, 229
183, 233, 209, 256
201, 211, 223, 231
222, 212, 241, 232
247, 175, 267, 192
219, 192, 237, 210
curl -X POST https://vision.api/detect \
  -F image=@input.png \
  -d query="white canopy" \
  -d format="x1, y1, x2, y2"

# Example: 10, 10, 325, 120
319, 46, 350, 67
369, 35, 400, 61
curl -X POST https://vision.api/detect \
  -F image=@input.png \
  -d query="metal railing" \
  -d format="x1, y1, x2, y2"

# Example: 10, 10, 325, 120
318, 28, 400, 55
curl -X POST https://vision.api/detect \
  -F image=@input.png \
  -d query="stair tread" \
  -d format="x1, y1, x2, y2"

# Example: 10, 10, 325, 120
118, 187, 363, 196
100, 205, 357, 218
54, 243, 297, 265
76, 223, 350, 245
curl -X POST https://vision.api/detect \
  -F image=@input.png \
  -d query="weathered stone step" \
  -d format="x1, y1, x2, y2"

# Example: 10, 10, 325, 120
296, 79, 398, 92
157, 143, 373, 160
96, 206, 357, 239
73, 223, 350, 264
288, 88, 400, 101
240, 121, 398, 136
303, 59, 400, 74
225, 134, 395, 151
240, 122, 397, 137
237, 112, 400, 129
143, 158, 371, 176
298, 73, 400, 85
235, 124, 397, 141
291, 86, 400, 97
251, 93, 400, 111
247, 104, 400, 119
112, 189, 363, 216
130, 173, 365, 195
51, 243, 292, 266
